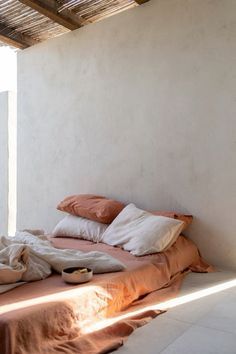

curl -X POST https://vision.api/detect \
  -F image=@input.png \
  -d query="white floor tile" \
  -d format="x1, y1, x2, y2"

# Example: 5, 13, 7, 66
178, 271, 236, 296
165, 290, 227, 323
196, 295, 236, 334
117, 315, 190, 354
117, 271, 236, 354
165, 271, 236, 324
160, 325, 236, 354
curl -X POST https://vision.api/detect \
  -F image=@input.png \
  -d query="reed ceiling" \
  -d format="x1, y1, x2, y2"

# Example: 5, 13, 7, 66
0, 0, 149, 49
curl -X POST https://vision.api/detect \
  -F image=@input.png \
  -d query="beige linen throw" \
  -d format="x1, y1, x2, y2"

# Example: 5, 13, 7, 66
0, 231, 125, 293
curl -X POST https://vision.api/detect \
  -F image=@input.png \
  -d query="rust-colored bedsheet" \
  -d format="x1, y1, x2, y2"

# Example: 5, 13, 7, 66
0, 236, 212, 354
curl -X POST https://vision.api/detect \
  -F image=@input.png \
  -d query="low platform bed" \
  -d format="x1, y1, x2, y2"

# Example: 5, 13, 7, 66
0, 235, 212, 354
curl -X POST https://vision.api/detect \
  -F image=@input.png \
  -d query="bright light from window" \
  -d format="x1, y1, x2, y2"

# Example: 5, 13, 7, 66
0, 47, 17, 92
0, 46, 17, 235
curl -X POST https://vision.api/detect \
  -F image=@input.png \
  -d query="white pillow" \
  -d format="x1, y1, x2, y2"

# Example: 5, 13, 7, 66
101, 204, 184, 255
52, 214, 108, 242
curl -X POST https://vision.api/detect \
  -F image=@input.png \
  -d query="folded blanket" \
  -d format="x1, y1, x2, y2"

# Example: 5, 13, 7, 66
0, 231, 126, 293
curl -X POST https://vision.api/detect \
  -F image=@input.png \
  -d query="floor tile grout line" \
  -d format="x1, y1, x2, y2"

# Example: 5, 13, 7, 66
191, 322, 236, 336
158, 322, 236, 354
118, 273, 236, 353
163, 289, 230, 326
157, 323, 195, 354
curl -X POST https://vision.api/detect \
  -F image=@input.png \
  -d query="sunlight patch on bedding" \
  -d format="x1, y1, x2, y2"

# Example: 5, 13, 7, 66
2, 277, 236, 333
0, 285, 111, 315
82, 278, 236, 334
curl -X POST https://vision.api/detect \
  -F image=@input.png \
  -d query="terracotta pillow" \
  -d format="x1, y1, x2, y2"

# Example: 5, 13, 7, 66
150, 211, 193, 230
57, 194, 125, 224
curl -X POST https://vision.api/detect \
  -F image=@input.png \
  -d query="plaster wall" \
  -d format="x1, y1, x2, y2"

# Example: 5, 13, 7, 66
0, 91, 17, 235
17, 0, 236, 268
0, 92, 9, 235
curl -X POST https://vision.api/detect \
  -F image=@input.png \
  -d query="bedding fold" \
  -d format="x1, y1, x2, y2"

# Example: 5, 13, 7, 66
0, 232, 126, 293
0, 235, 213, 354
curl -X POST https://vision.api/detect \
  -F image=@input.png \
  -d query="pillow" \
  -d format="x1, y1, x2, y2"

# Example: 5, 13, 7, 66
52, 214, 108, 242
151, 211, 193, 230
57, 194, 125, 224
101, 204, 185, 256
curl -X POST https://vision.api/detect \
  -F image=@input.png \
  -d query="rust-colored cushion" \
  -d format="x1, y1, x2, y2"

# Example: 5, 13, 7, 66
57, 194, 125, 224
151, 211, 193, 230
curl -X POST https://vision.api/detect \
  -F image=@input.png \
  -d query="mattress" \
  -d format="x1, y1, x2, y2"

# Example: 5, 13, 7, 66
0, 236, 212, 354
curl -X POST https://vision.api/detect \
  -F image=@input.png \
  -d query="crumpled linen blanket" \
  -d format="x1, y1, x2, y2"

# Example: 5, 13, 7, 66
0, 231, 125, 293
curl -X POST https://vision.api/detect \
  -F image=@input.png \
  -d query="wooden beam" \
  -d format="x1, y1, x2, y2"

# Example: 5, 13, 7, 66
0, 23, 38, 49
19, 0, 87, 30
134, 0, 150, 4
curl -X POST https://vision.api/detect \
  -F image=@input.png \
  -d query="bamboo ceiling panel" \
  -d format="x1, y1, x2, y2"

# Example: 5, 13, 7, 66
0, 0, 147, 49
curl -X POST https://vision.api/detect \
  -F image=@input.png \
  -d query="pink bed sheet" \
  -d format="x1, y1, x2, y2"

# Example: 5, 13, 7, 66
0, 235, 213, 354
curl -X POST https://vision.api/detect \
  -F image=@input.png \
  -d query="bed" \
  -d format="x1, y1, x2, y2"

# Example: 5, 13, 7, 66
0, 235, 212, 354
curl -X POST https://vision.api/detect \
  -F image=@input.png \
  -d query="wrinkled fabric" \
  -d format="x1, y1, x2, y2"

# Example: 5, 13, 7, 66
0, 232, 125, 293
0, 235, 213, 354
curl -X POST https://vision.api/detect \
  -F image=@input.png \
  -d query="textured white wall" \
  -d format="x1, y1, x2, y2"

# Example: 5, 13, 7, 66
0, 92, 9, 235
17, 0, 236, 268
0, 91, 17, 235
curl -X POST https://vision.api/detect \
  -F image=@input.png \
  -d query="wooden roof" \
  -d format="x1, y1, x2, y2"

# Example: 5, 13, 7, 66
0, 0, 149, 49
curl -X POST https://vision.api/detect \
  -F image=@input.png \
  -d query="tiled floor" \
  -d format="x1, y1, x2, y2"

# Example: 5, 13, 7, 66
118, 270, 236, 354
